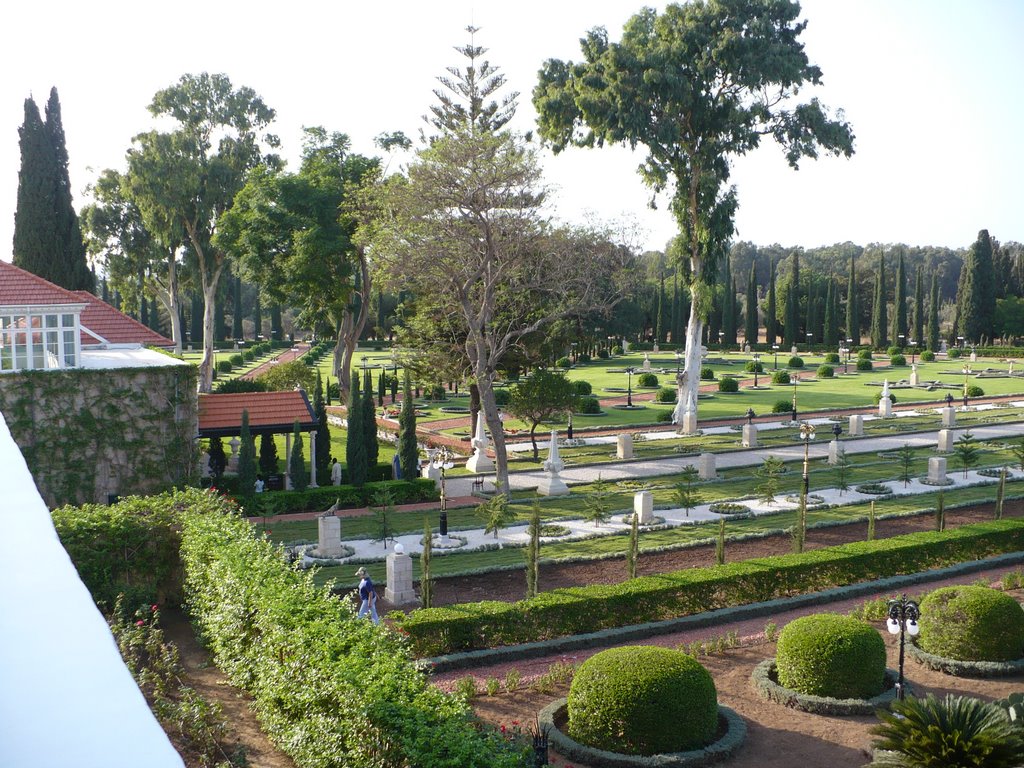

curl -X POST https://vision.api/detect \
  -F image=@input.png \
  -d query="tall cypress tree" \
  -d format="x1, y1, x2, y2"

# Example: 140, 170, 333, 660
289, 421, 308, 492
744, 260, 758, 345
783, 282, 796, 348
765, 257, 777, 345
912, 267, 924, 347
655, 272, 665, 343
823, 278, 836, 348
232, 276, 244, 339
270, 305, 283, 341
871, 252, 888, 348
345, 371, 367, 487
890, 250, 908, 345
362, 368, 379, 474
252, 291, 262, 340
237, 409, 257, 499
721, 255, 737, 345
804, 278, 817, 345
927, 273, 941, 352
313, 370, 330, 483
398, 371, 420, 480
845, 255, 858, 344
957, 229, 997, 343
258, 433, 279, 477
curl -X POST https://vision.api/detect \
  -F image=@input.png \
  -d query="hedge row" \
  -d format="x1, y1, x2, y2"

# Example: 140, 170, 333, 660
236, 478, 439, 517
394, 519, 1024, 656
178, 489, 530, 768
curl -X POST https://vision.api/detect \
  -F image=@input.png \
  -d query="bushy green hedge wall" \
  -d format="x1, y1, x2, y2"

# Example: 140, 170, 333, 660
776, 614, 885, 698
395, 519, 1024, 656
235, 479, 438, 517
919, 585, 1024, 662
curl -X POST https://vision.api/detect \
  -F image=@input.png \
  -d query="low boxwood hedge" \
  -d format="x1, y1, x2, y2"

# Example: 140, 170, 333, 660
394, 519, 1024, 656
241, 478, 439, 517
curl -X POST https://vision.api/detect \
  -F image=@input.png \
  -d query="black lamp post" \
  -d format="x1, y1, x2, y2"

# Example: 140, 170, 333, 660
799, 422, 816, 496
718, 330, 725, 350
945, 392, 954, 408
845, 338, 853, 374
806, 332, 812, 352
571, 341, 578, 363
908, 339, 917, 365
567, 412, 574, 441
772, 343, 780, 370
433, 446, 454, 539
752, 352, 761, 388
898, 333, 905, 351
625, 366, 635, 407
791, 379, 798, 423
886, 595, 921, 700
746, 407, 756, 425
962, 363, 973, 408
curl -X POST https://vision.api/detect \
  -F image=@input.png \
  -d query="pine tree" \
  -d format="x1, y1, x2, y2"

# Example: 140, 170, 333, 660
420, 516, 434, 608
207, 436, 226, 481
346, 370, 367, 487
314, 370, 330, 483
745, 260, 758, 345
845, 254, 858, 344
289, 421, 308, 491
927, 274, 941, 352
957, 229, 997, 344
258, 433, 279, 477
912, 267, 924, 348
232, 276, 243, 339
398, 371, 419, 480
871, 252, 888, 348
766, 257, 777, 345
891, 250, 907, 346
525, 502, 541, 598
237, 409, 257, 499
362, 368, 379, 472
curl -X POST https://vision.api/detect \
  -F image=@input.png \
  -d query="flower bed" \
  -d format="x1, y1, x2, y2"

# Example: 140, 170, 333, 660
752, 660, 900, 715
855, 482, 892, 495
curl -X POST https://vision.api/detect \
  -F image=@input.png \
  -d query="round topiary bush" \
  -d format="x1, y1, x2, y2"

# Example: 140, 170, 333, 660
887, 345, 902, 357
776, 614, 886, 699
890, 354, 907, 366
492, 388, 511, 406
567, 646, 718, 755
611, 345, 623, 356
858, 349, 873, 360
217, 360, 233, 373
718, 376, 739, 393
817, 365, 835, 378
597, 349, 609, 360
578, 353, 592, 363
948, 347, 962, 359
856, 358, 873, 371
788, 356, 804, 369
229, 353, 244, 366
637, 372, 659, 387
655, 386, 676, 403
573, 380, 593, 396
873, 390, 896, 404
771, 370, 791, 385
920, 350, 935, 362
824, 352, 840, 364
700, 365, 715, 380
772, 399, 792, 413
744, 360, 765, 373
578, 396, 602, 414
967, 384, 985, 397
918, 585, 1024, 662
556, 356, 572, 369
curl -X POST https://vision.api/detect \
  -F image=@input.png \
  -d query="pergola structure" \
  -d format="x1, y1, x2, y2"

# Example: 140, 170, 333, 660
198, 389, 320, 488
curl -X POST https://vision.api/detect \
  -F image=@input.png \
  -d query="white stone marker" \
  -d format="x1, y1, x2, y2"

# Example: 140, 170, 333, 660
909, 364, 920, 387
941, 407, 956, 427
928, 456, 947, 484
848, 414, 864, 436
385, 544, 417, 605
465, 412, 494, 473
314, 515, 343, 558
634, 490, 653, 524
617, 433, 634, 460
879, 379, 893, 417
742, 423, 758, 448
829, 439, 842, 465
537, 430, 570, 496
682, 391, 699, 435
698, 452, 717, 481
937, 429, 954, 453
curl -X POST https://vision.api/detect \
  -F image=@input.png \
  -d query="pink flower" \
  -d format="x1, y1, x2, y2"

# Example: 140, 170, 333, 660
151, 604, 158, 612
136, 620, 144, 626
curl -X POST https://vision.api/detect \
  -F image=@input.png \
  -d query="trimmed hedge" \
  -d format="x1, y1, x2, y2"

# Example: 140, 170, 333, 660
578, 396, 602, 414
394, 519, 1024, 656
655, 387, 677, 403
776, 614, 886, 698
788, 356, 804, 369
567, 646, 717, 755
717, 377, 739, 393
856, 359, 873, 371
817, 365, 835, 379
179, 489, 531, 768
771, 370, 791, 385
573, 380, 593, 396
240, 478, 439, 517
920, 350, 936, 362
918, 585, 1024, 662
637, 372, 659, 387
753, 660, 898, 715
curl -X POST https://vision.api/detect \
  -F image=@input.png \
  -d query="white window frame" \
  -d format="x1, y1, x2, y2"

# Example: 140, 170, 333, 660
0, 304, 84, 373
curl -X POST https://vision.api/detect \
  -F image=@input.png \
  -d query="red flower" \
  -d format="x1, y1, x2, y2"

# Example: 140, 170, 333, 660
151, 604, 158, 612
500, 725, 506, 733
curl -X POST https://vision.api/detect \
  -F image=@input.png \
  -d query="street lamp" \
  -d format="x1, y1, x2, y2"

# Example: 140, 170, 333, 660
962, 364, 973, 408
567, 412, 574, 441
806, 332, 813, 353
832, 422, 842, 440
625, 366, 635, 407
718, 330, 725, 349
799, 422, 816, 496
791, 379, 798, 423
433, 446, 455, 541
845, 338, 853, 374
886, 595, 921, 701
908, 339, 917, 365
571, 341, 578, 363
752, 352, 761, 388
957, 335, 965, 350
772, 343, 780, 370
898, 333, 905, 350
746, 407, 756, 425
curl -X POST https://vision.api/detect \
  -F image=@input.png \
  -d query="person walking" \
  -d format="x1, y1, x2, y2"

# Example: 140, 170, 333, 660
355, 567, 379, 624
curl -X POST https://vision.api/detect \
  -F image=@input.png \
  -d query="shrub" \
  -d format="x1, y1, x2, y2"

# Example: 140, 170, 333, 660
637, 372, 658, 387
700, 366, 715, 380
858, 349, 873, 360
887, 345, 902, 356
655, 386, 676, 403
567, 646, 717, 755
573, 380, 593, 396
856, 358, 873, 371
229, 353, 244, 366
918, 585, 1024, 662
656, 410, 674, 422
824, 352, 840, 363
890, 354, 907, 366
492, 388, 511, 406
771, 369, 791, 385
258, 359, 316, 392
921, 350, 936, 361
744, 360, 765, 373
771, 399, 792, 414
597, 349, 609, 359
788, 356, 804, 368
717, 376, 739, 393
611, 345, 623, 355
556, 356, 572, 369
215, 378, 269, 394
243, 350, 255, 362
949, 347, 962, 359
217, 359, 233, 373
967, 384, 985, 397
578, 353, 591, 363
872, 390, 896, 405
816, 365, 835, 378
776, 614, 886, 699
578, 396, 602, 414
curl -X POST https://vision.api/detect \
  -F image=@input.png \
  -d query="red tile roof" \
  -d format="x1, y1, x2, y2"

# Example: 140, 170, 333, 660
0, 260, 174, 348
198, 391, 319, 437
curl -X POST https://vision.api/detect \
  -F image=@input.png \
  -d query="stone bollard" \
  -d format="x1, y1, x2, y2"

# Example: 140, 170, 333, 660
742, 423, 758, 448
937, 429, 953, 453
314, 515, 343, 558
698, 452, 716, 481
634, 491, 653, 524
682, 410, 699, 435
878, 397, 893, 418
928, 456, 947, 484
941, 407, 956, 427
385, 544, 417, 606
828, 439, 842, 465
848, 415, 864, 436
617, 433, 634, 460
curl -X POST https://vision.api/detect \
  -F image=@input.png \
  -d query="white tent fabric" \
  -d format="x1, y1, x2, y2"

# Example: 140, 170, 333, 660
0, 410, 183, 768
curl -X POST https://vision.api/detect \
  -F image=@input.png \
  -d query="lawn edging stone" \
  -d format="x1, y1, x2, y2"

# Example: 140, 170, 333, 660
906, 642, 1024, 678
751, 659, 900, 715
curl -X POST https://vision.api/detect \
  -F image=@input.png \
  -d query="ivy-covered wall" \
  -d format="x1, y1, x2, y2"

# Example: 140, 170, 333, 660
0, 364, 199, 507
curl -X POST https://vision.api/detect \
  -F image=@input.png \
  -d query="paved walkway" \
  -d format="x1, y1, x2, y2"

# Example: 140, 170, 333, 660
240, 342, 310, 380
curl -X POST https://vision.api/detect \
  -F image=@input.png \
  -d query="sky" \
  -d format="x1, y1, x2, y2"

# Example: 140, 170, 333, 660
1, 0, 1022, 260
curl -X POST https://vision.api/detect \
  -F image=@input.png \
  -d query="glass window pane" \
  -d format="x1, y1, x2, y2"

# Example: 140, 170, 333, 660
62, 314, 74, 327
63, 330, 76, 367
45, 314, 58, 328
15, 332, 27, 369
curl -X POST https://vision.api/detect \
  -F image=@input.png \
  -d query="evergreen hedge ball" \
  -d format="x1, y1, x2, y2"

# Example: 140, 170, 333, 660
492, 388, 511, 406
772, 399, 792, 413
918, 586, 1024, 662
920, 350, 936, 362
745, 360, 765, 373
567, 646, 718, 756
771, 370, 791, 385
573, 380, 593, 396
858, 349, 873, 360
856, 358, 873, 371
637, 372, 659, 387
718, 376, 739, 393
655, 386, 676, 403
788, 356, 805, 368
578, 396, 602, 414
824, 352, 840, 364
556, 356, 572, 369
967, 384, 985, 397
776, 614, 886, 699
817, 365, 835, 378
948, 347, 962, 359
890, 354, 907, 366
700, 366, 715, 380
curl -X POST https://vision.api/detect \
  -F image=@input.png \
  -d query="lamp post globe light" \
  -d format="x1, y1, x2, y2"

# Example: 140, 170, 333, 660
806, 332, 812, 352
799, 422, 816, 496
898, 333, 905, 350
433, 446, 456, 540
945, 392, 955, 408
886, 595, 921, 700
625, 366, 635, 407
832, 422, 842, 440
845, 338, 853, 374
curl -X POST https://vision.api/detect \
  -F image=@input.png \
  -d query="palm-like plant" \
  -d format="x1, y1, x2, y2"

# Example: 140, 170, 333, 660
871, 693, 1024, 768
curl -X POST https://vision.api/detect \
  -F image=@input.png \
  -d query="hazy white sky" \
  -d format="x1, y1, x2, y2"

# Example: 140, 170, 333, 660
2, 0, 1022, 259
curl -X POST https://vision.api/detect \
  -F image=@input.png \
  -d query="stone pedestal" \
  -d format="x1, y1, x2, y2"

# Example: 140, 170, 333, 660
848, 415, 864, 436
314, 516, 343, 558
828, 439, 842, 465
698, 452, 716, 481
653, 343, 660, 353
742, 424, 758, 448
937, 429, 954, 453
928, 456, 947, 484
682, 410, 699, 435
878, 397, 892, 418
633, 491, 653, 524
909, 368, 920, 387
384, 549, 417, 605
537, 430, 570, 496
617, 433, 634, 460
791, 345, 798, 355
941, 407, 956, 427
970, 352, 977, 363
466, 413, 494, 474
